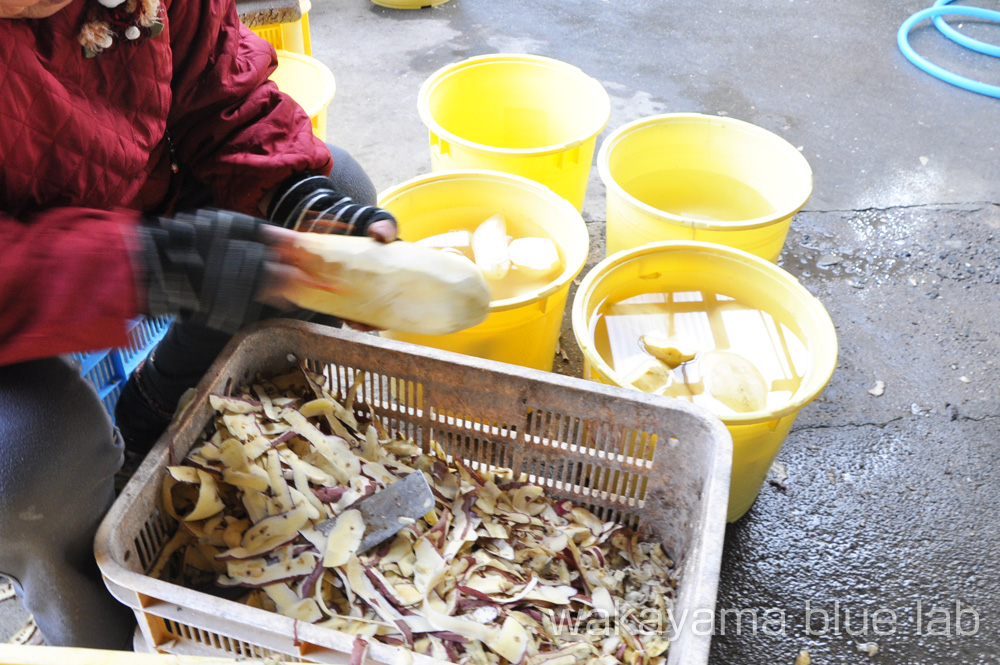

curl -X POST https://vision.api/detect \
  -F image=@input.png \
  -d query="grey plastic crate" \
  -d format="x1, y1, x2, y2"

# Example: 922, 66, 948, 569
96, 320, 731, 665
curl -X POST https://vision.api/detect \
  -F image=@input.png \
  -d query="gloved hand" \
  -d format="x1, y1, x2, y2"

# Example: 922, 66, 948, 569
266, 174, 398, 243
138, 209, 326, 334
120, 211, 323, 457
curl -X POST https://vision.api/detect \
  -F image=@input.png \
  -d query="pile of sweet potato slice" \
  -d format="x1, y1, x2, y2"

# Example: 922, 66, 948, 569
156, 365, 677, 665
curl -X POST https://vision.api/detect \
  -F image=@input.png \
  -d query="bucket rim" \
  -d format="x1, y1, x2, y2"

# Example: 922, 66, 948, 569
571, 240, 838, 425
597, 113, 813, 231
417, 53, 611, 157
377, 169, 590, 313
273, 49, 336, 116
371, 0, 450, 7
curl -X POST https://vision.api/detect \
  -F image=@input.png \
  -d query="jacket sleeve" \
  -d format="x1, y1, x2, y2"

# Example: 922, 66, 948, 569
0, 209, 141, 366
166, 0, 332, 216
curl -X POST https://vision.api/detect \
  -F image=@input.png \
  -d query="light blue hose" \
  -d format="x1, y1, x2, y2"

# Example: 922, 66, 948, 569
933, 0, 1000, 57
897, 4, 1000, 98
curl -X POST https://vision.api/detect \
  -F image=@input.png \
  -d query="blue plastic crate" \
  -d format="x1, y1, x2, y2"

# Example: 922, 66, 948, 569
73, 315, 173, 419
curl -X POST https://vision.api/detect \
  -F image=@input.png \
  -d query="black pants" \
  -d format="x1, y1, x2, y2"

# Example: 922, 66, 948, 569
0, 357, 134, 648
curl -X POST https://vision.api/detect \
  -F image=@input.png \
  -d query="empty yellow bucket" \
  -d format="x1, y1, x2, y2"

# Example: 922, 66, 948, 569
378, 170, 589, 371
269, 50, 335, 141
599, 114, 812, 262
572, 241, 837, 521
417, 54, 611, 211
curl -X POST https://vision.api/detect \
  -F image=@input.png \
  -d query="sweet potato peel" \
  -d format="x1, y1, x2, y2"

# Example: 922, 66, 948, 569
156, 365, 678, 665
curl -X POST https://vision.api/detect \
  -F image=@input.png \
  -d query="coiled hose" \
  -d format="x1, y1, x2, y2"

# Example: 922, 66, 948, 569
897, 1, 1000, 98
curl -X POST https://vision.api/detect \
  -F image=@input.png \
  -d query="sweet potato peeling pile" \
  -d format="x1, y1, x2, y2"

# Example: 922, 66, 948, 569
155, 365, 678, 665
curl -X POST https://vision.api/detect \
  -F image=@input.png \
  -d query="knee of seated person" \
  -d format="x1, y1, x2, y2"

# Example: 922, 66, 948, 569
0, 358, 121, 512
325, 143, 378, 207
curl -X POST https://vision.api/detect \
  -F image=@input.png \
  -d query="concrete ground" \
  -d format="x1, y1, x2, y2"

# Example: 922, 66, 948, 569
6, 1, 999, 662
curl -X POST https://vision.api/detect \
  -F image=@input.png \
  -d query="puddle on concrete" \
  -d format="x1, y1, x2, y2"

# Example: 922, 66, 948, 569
780, 209, 921, 289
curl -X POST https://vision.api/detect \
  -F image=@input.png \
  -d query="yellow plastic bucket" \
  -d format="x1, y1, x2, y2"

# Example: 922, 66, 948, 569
378, 170, 589, 371
598, 114, 812, 262
572, 241, 837, 521
248, 13, 312, 55
372, 0, 450, 7
269, 50, 335, 141
417, 54, 611, 211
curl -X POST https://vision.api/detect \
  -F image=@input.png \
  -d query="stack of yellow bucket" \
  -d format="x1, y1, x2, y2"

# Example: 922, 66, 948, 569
378, 54, 611, 371
382, 53, 837, 522
578, 112, 837, 521
245, 8, 335, 141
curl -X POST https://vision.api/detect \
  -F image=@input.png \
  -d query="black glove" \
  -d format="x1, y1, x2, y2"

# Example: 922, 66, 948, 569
266, 174, 397, 237
137, 209, 271, 334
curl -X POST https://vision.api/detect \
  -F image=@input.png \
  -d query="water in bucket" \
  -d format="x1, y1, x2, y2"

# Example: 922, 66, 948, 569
572, 241, 837, 521
623, 170, 776, 223
589, 287, 811, 419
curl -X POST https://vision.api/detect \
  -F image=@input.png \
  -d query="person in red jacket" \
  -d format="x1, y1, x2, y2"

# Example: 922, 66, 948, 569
0, 0, 397, 648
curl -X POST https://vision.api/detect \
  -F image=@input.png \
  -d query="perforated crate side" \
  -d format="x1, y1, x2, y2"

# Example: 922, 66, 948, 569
112, 315, 173, 379
73, 349, 118, 401
96, 320, 731, 665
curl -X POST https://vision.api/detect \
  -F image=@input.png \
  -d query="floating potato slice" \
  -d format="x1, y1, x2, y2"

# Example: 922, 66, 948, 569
416, 230, 472, 250
323, 509, 365, 568
439, 247, 473, 263
471, 214, 511, 280
621, 359, 673, 394
508, 237, 562, 280
639, 333, 698, 369
701, 350, 768, 413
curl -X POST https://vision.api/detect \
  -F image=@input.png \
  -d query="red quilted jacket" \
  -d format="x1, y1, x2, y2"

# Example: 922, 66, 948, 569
0, 0, 332, 366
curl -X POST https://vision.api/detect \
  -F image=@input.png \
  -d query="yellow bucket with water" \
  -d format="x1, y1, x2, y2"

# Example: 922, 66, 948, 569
572, 241, 837, 521
417, 54, 611, 211
269, 50, 336, 141
379, 170, 589, 371
599, 114, 812, 262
